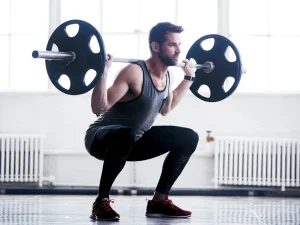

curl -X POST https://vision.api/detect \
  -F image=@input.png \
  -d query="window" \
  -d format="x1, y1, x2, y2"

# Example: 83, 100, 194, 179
0, 36, 9, 90
0, 0, 11, 89
0, 0, 49, 92
61, 0, 101, 29
230, 0, 300, 93
0, 1, 10, 34
102, 34, 139, 87
0, 0, 218, 93
100, 0, 217, 88
102, 0, 139, 33
178, 0, 218, 52
3, 0, 298, 94
139, 0, 176, 32
174, 0, 218, 85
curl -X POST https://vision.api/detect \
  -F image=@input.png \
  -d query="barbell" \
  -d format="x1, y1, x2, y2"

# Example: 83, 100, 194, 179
32, 19, 245, 102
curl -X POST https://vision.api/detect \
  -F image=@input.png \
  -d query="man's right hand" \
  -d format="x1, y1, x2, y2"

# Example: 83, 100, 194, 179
181, 59, 195, 78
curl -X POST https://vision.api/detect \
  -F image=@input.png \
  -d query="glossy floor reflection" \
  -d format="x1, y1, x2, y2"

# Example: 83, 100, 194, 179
0, 195, 299, 225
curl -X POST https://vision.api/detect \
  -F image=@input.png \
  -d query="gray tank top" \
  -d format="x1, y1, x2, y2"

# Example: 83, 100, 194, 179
84, 61, 170, 152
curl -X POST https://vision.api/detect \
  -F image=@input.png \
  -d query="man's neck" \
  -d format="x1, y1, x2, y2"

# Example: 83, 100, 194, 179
145, 57, 168, 80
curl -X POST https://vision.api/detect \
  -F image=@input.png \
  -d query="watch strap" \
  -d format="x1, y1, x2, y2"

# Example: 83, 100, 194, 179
184, 75, 195, 82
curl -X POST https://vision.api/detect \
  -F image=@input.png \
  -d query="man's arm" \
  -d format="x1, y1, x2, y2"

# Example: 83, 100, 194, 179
91, 54, 137, 115
161, 59, 195, 116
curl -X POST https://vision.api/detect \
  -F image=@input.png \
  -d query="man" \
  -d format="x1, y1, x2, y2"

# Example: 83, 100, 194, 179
84, 22, 199, 221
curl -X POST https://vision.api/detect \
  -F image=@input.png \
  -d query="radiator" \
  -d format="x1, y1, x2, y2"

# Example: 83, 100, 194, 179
0, 134, 44, 187
213, 136, 300, 191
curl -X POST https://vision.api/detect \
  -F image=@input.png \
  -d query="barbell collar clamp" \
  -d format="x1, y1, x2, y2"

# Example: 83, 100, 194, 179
202, 61, 215, 73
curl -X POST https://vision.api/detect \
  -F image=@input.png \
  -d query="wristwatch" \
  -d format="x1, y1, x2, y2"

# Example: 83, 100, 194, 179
184, 75, 195, 82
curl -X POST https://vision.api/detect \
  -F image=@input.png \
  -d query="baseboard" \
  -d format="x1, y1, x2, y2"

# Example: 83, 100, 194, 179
1, 186, 300, 197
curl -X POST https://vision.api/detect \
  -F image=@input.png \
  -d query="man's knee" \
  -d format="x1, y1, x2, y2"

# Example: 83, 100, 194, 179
182, 128, 199, 155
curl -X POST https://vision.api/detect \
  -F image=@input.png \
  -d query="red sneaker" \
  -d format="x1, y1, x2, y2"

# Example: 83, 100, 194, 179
146, 197, 192, 218
89, 198, 120, 221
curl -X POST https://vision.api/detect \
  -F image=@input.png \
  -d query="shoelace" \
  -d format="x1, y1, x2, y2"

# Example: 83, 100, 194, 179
166, 199, 183, 211
145, 198, 176, 209
166, 199, 175, 209
95, 199, 115, 213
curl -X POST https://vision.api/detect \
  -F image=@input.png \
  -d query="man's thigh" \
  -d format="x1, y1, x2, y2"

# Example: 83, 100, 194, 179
128, 125, 187, 161
90, 124, 132, 160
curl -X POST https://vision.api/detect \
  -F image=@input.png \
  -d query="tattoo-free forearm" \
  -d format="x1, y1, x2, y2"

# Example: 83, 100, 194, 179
170, 80, 193, 110
91, 68, 109, 114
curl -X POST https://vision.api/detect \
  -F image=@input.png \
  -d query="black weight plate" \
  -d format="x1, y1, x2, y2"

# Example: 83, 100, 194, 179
186, 34, 243, 102
46, 20, 106, 95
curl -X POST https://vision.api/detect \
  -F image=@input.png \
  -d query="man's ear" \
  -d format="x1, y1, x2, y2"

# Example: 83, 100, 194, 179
151, 42, 160, 53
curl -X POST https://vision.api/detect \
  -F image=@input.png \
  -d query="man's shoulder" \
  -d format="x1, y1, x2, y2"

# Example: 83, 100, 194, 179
122, 63, 143, 74
115, 63, 143, 83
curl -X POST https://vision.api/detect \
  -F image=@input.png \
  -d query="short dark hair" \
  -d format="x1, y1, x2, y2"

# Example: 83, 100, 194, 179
149, 22, 184, 52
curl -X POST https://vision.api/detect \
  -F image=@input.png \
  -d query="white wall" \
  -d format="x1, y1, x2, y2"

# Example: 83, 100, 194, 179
1, 91, 299, 189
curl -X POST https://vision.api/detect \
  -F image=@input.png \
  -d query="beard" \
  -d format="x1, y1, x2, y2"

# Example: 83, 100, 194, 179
158, 52, 178, 66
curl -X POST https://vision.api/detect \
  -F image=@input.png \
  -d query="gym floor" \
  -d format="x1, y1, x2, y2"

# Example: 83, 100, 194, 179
1, 195, 299, 225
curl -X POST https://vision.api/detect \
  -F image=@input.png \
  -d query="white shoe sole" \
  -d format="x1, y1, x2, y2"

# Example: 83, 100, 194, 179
145, 213, 191, 218
89, 213, 120, 221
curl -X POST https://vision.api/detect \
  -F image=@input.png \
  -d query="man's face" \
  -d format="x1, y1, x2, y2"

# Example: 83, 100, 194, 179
158, 32, 181, 66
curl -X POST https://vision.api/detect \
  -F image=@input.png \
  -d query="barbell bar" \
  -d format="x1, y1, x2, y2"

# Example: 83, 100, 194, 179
32, 19, 245, 102
32, 50, 212, 71
32, 50, 246, 75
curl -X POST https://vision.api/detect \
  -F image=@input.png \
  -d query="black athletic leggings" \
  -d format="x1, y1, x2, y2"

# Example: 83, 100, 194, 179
90, 125, 199, 199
